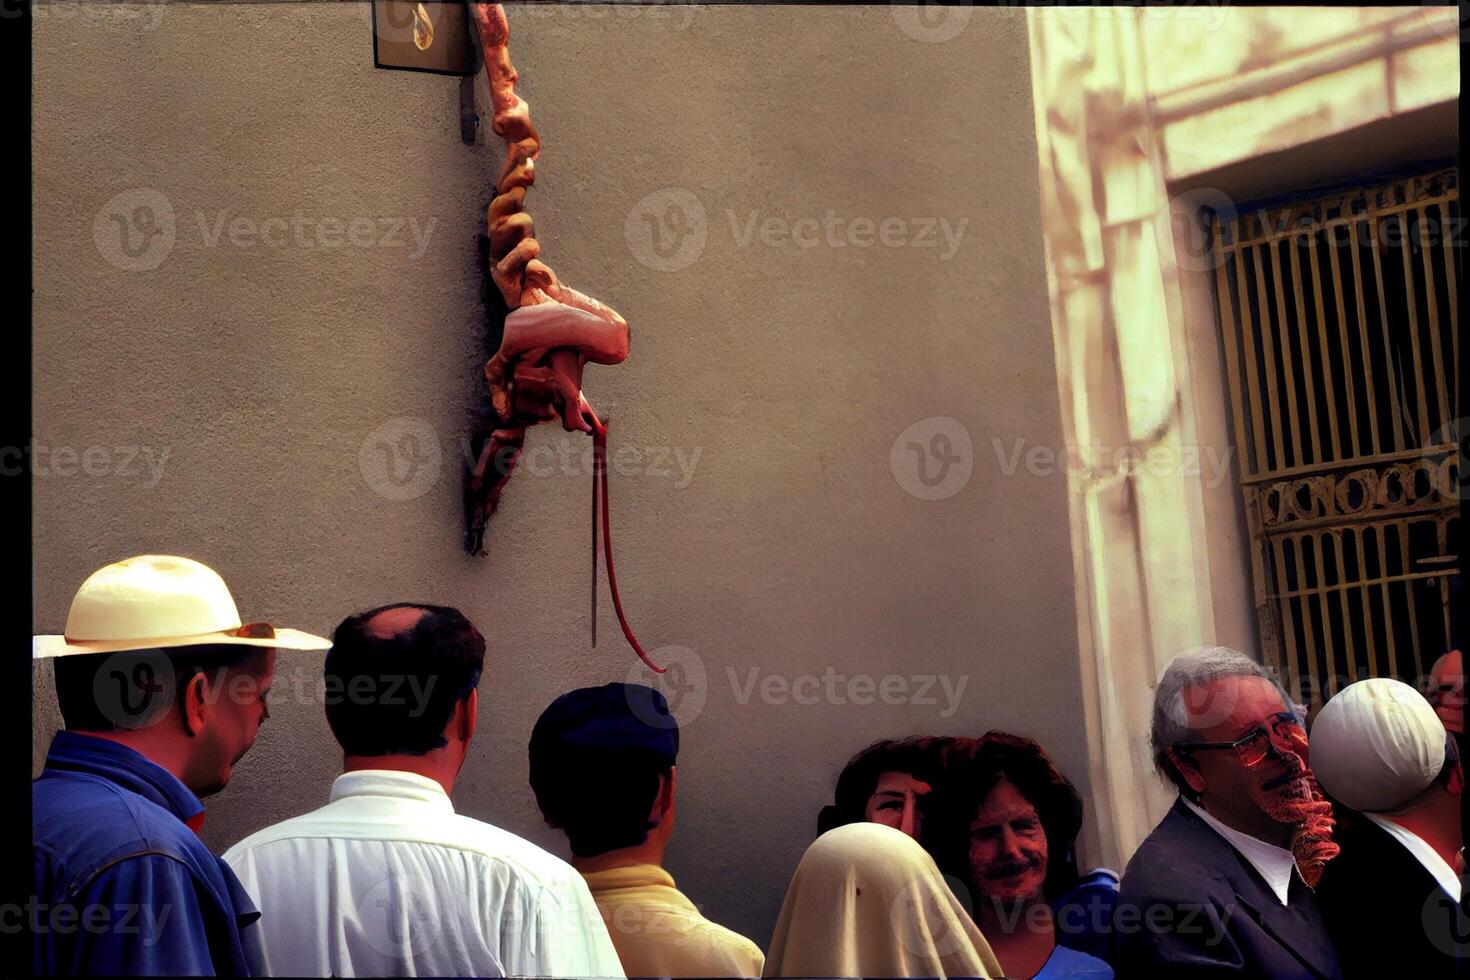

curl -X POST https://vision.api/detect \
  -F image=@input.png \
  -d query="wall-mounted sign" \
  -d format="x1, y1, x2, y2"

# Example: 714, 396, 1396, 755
372, 1, 477, 76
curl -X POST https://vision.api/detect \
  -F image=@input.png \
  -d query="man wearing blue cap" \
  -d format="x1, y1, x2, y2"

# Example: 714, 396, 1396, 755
529, 683, 764, 978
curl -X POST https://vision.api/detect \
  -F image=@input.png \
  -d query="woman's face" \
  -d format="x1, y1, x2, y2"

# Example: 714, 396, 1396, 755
864, 770, 933, 838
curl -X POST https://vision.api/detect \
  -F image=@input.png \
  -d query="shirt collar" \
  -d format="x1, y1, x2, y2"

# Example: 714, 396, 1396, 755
1365, 813, 1463, 902
1183, 797, 1299, 906
329, 769, 455, 812
579, 864, 699, 911
43, 730, 205, 827
580, 863, 677, 892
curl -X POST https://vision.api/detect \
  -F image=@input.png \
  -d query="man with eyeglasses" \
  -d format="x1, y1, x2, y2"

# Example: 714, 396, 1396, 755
1114, 647, 1343, 980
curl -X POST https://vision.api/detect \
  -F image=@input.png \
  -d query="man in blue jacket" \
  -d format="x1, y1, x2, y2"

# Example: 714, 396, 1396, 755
32, 555, 329, 975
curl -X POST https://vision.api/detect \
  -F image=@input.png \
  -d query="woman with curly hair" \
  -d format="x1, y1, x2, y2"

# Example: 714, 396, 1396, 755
927, 732, 1116, 979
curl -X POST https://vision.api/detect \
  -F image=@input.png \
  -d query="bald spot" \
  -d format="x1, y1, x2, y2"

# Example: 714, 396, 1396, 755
1431, 650, 1463, 685
364, 606, 427, 640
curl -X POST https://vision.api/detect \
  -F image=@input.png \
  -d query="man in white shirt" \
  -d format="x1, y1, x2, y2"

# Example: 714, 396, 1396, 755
1312, 677, 1467, 978
1116, 647, 1342, 979
223, 603, 624, 978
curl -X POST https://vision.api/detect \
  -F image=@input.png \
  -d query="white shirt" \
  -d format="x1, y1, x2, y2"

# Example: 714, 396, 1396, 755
1365, 813, 1463, 902
1183, 798, 1300, 906
223, 770, 626, 978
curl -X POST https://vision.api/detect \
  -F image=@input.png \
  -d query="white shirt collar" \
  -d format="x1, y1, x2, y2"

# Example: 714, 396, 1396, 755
328, 769, 455, 812
1183, 798, 1299, 906
1364, 813, 1463, 902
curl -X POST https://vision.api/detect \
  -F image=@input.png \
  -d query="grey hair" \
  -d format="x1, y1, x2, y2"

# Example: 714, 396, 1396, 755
1150, 646, 1291, 798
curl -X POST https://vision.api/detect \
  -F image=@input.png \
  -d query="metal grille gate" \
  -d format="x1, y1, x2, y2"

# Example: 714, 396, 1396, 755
1210, 167, 1462, 707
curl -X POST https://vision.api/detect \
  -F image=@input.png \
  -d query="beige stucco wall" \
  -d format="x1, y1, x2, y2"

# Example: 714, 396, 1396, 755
32, 1, 1078, 949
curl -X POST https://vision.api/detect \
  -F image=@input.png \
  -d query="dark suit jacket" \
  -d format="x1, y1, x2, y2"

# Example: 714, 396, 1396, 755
1114, 798, 1342, 979
1317, 812, 1468, 979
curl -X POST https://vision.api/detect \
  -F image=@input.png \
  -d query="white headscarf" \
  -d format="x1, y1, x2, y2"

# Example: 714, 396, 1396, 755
1311, 677, 1450, 813
763, 822, 1001, 979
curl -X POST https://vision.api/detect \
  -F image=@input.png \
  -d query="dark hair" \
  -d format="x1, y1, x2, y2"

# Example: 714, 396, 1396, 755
818, 736, 949, 835
528, 684, 679, 858
929, 731, 1084, 903
53, 645, 266, 732
529, 746, 671, 857
324, 604, 485, 756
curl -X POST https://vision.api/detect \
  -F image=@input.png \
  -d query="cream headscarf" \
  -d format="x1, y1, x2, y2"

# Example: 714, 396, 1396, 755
763, 822, 1002, 978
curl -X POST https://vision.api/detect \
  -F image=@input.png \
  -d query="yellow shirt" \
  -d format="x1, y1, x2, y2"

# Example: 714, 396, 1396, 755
581, 864, 765, 978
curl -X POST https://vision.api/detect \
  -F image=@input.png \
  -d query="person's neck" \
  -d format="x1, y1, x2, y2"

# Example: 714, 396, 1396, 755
77, 728, 195, 792
571, 836, 666, 875
343, 752, 460, 797
1381, 796, 1463, 871
976, 896, 1054, 979
1196, 795, 1294, 848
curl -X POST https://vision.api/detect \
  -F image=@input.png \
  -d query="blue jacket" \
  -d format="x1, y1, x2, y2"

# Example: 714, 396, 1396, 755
1115, 797, 1342, 979
32, 731, 262, 976
1053, 867, 1120, 965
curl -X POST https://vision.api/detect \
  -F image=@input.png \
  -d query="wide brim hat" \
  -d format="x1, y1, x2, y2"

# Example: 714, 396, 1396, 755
34, 554, 331, 659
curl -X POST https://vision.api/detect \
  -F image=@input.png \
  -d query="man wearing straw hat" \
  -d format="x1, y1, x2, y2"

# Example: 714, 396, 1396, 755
32, 554, 330, 976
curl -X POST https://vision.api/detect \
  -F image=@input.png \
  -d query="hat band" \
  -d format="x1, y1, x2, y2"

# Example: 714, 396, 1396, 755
62, 621, 277, 645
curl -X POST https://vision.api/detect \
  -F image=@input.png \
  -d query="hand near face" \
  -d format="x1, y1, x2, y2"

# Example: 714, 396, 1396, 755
865, 771, 933, 839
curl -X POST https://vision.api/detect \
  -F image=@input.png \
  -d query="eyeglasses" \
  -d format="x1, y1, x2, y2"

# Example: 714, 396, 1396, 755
1175, 711, 1308, 769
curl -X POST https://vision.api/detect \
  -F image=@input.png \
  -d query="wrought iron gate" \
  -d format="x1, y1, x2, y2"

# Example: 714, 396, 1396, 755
1210, 167, 1462, 707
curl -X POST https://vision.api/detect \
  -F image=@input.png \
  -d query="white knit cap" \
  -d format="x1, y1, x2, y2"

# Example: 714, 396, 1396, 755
1311, 677, 1449, 813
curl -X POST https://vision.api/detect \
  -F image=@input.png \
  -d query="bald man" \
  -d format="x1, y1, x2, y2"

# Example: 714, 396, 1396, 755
223, 604, 624, 978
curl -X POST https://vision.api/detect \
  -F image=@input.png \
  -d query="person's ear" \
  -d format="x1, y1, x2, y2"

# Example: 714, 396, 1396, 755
1168, 747, 1207, 795
180, 671, 210, 737
457, 690, 478, 745
648, 768, 675, 825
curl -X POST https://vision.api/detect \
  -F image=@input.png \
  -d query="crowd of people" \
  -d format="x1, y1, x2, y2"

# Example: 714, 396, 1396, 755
31, 554, 1469, 978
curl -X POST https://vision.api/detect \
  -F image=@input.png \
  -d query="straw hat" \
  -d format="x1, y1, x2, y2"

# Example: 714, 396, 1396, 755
33, 554, 331, 658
